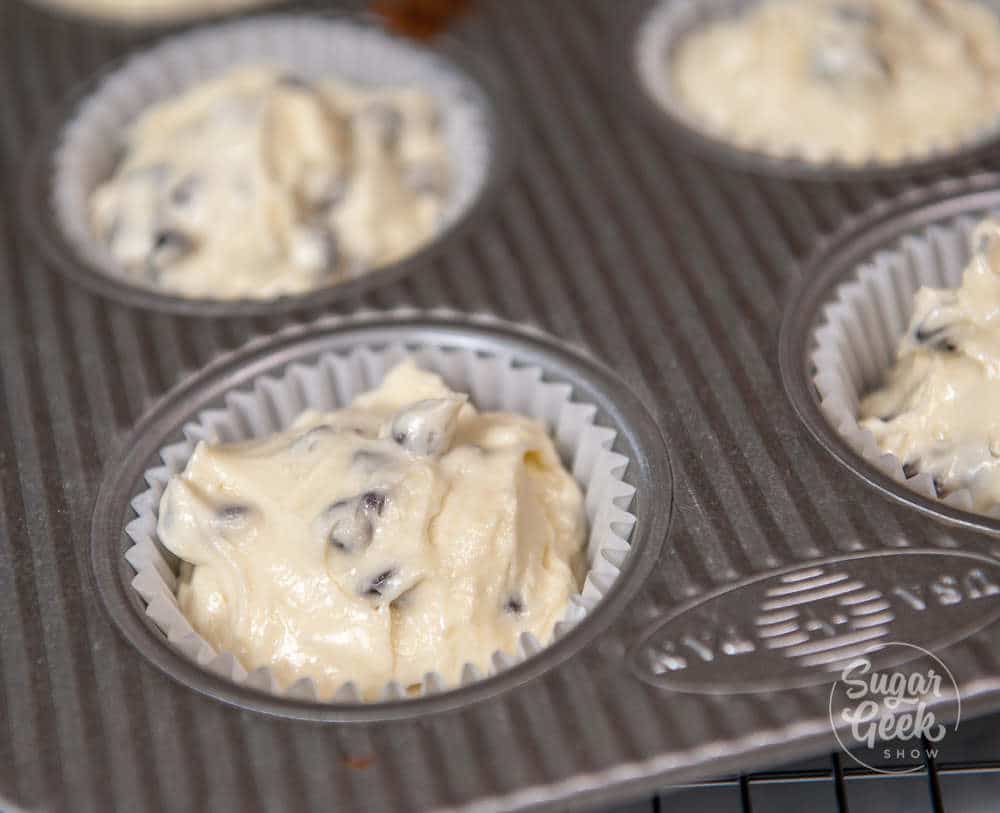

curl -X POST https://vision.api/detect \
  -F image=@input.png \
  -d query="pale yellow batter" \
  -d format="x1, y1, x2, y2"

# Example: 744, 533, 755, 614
671, 0, 1000, 164
37, 0, 278, 25
91, 68, 450, 300
861, 219, 1000, 511
157, 362, 586, 698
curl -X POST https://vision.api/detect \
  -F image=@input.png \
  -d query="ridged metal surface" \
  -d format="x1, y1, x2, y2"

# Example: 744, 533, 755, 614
6, 0, 1000, 811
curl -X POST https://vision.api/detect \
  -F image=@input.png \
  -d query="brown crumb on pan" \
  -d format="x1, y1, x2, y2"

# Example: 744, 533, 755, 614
373, 0, 472, 40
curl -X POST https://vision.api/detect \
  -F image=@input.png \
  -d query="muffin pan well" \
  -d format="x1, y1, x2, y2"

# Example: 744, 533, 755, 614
782, 180, 1000, 535
95, 312, 663, 719
8, 0, 1000, 812
22, 13, 509, 315
626, 0, 1000, 180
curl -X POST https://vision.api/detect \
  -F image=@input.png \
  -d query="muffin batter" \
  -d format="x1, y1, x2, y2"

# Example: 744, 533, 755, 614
671, 0, 1000, 164
36, 0, 272, 24
91, 67, 450, 300
861, 219, 1000, 512
157, 361, 586, 697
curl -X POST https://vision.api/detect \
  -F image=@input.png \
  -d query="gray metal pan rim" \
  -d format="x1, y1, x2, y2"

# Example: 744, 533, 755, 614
18, 11, 517, 317
89, 311, 673, 722
620, 0, 1000, 183
781, 174, 1000, 537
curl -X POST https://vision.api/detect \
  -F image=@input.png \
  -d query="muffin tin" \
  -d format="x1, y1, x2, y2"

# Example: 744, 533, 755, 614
8, 0, 1000, 811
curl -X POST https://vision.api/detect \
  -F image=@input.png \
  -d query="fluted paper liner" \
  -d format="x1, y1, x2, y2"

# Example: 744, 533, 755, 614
635, 0, 1000, 171
51, 15, 493, 298
124, 343, 637, 702
811, 214, 997, 515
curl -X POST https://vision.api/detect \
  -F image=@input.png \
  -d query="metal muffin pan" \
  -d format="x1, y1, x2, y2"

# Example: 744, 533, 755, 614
8, 0, 1000, 811
92, 311, 669, 721
20, 10, 513, 316
624, 0, 1000, 181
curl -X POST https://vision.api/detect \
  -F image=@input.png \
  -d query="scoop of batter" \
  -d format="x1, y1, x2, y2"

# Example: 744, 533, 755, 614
671, 0, 1000, 164
37, 0, 271, 24
91, 67, 450, 299
157, 361, 586, 698
861, 219, 1000, 511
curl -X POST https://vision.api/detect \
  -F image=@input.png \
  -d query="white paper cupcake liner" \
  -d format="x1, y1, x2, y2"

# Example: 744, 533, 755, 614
51, 14, 493, 298
123, 342, 637, 702
811, 213, 997, 515
634, 0, 1000, 172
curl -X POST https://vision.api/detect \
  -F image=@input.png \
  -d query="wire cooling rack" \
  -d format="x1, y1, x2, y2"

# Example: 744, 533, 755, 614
605, 711, 1000, 812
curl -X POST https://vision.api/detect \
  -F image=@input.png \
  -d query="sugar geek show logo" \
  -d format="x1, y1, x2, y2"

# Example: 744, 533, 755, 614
829, 642, 960, 773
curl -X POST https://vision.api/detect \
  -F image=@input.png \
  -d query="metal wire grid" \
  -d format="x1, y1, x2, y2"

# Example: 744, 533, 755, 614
605, 712, 1000, 812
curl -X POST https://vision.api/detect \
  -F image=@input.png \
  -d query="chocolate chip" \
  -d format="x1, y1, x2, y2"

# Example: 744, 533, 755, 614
317, 489, 392, 553
914, 323, 957, 353
363, 568, 397, 598
149, 229, 193, 273
902, 462, 920, 479
319, 499, 374, 553
217, 504, 250, 522
170, 174, 200, 208
361, 491, 388, 516
277, 73, 313, 91
933, 478, 947, 499
914, 325, 947, 343
388, 397, 464, 457
504, 596, 524, 615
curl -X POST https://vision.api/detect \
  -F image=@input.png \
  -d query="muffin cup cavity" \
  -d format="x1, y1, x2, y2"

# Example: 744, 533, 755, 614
123, 340, 638, 703
39, 14, 497, 311
808, 212, 1000, 517
631, 0, 1000, 179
